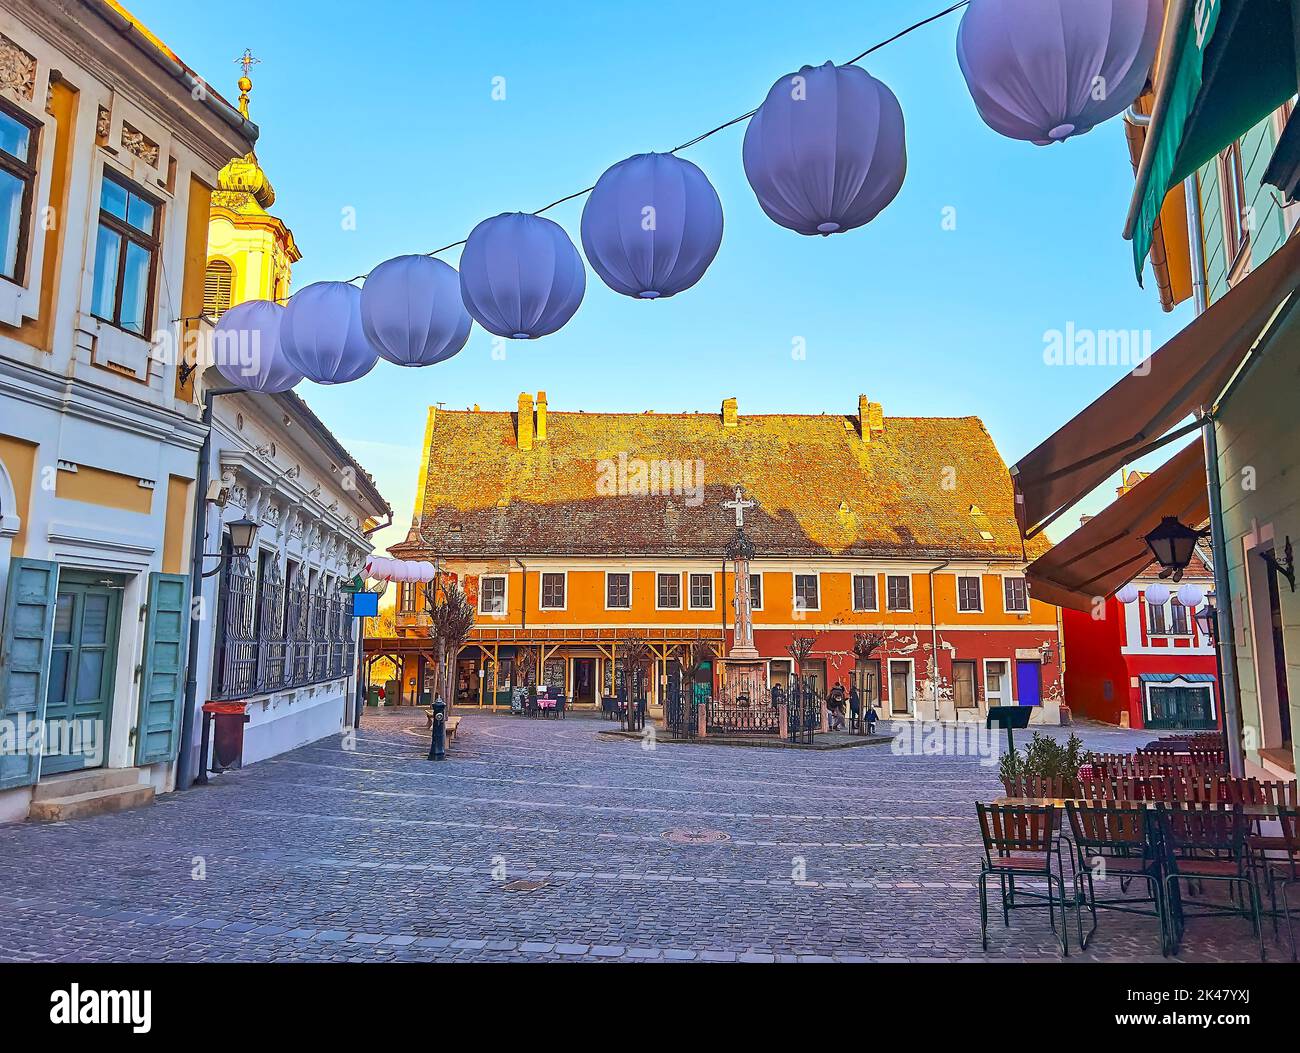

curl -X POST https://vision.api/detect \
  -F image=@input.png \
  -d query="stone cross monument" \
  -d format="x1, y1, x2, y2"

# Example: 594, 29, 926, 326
723, 486, 760, 662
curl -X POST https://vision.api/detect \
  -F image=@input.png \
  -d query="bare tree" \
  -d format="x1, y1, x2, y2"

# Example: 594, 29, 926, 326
786, 633, 816, 676
852, 632, 886, 660
425, 576, 475, 712
616, 634, 652, 697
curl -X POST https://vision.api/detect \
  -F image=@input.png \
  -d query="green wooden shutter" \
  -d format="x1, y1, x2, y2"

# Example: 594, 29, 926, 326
0, 558, 58, 789
135, 572, 190, 765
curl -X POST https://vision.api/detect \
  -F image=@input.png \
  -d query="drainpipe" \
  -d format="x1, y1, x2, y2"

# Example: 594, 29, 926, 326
176, 386, 240, 792
928, 560, 950, 721
1183, 172, 1245, 776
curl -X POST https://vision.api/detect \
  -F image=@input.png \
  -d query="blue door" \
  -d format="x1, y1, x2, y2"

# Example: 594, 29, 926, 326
1015, 660, 1042, 707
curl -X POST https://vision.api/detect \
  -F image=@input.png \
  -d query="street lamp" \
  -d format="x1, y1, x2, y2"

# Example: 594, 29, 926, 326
1193, 602, 1218, 643
1143, 516, 1208, 582
226, 517, 259, 557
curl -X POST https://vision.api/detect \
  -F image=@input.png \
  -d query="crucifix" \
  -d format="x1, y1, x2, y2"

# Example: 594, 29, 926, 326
723, 485, 755, 529
722, 485, 760, 661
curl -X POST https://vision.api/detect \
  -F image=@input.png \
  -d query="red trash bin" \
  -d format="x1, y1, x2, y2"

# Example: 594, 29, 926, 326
202, 701, 250, 771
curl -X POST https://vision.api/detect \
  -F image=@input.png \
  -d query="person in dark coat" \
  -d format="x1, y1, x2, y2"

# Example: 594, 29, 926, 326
848, 684, 861, 731
828, 681, 847, 730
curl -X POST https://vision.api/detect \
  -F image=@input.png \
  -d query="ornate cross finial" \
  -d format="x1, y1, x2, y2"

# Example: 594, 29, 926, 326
722, 485, 756, 529
236, 49, 261, 79
234, 49, 260, 119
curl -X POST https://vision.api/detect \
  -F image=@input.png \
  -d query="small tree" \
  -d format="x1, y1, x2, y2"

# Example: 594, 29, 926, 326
616, 634, 652, 698
851, 632, 885, 700
786, 633, 816, 677
425, 575, 475, 711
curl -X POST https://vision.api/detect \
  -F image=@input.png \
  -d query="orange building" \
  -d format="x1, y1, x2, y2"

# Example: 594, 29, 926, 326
381, 394, 1064, 723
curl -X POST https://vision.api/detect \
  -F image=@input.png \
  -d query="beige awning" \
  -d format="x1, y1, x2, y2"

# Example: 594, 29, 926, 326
1024, 441, 1209, 612
1011, 234, 1300, 540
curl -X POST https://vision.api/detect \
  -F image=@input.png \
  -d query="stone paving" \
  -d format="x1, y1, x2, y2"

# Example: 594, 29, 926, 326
0, 711, 1283, 962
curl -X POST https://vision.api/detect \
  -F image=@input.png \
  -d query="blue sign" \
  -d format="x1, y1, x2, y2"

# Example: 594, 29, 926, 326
350, 591, 379, 618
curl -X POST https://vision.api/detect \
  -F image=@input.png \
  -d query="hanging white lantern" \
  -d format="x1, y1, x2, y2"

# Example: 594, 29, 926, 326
458, 213, 586, 339
1144, 583, 1169, 606
1176, 584, 1204, 608
418, 561, 438, 581
956, 0, 1164, 145
360, 255, 472, 367
742, 61, 907, 236
211, 300, 302, 393
280, 281, 379, 385
580, 152, 724, 299
1115, 583, 1139, 604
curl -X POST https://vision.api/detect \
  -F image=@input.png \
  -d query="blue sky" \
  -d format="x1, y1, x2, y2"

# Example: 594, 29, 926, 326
131, 0, 1192, 555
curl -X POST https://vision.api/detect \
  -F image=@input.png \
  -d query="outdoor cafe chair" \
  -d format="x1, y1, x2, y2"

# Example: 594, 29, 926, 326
1261, 807, 1300, 962
1065, 802, 1167, 954
976, 803, 1069, 956
1159, 803, 1265, 960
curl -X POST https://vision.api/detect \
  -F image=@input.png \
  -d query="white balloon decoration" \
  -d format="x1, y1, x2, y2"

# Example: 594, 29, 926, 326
1116, 583, 1140, 604
1144, 583, 1169, 606
1176, 584, 1204, 608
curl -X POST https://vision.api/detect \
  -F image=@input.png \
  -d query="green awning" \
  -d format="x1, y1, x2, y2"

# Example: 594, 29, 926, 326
1126, 0, 1297, 281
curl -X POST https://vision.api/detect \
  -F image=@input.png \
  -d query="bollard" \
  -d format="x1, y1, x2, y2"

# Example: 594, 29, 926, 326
428, 697, 447, 761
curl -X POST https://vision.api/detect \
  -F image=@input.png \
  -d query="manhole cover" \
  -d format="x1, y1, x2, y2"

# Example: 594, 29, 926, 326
501, 879, 548, 892
662, 828, 730, 845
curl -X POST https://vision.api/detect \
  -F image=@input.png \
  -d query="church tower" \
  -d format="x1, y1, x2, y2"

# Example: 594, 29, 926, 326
204, 51, 301, 315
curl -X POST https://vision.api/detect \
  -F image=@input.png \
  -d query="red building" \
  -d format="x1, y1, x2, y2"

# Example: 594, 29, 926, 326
1062, 474, 1219, 730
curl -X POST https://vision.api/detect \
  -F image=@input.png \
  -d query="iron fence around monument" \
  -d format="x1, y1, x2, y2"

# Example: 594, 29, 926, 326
708, 669, 781, 736
784, 676, 822, 745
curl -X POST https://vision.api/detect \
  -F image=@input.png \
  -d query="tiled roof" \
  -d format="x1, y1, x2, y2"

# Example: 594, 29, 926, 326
397, 402, 1048, 561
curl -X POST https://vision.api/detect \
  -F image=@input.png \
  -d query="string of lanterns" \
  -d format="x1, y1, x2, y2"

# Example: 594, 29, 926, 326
1115, 582, 1205, 609
365, 557, 438, 583
212, 0, 1163, 394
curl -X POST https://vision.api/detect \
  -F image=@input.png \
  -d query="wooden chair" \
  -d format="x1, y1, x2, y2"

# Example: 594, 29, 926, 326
976, 804, 1069, 955
1262, 807, 1300, 962
1160, 803, 1264, 960
1066, 802, 1167, 953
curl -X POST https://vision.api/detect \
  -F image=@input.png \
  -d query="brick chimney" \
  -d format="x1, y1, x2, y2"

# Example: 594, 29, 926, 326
858, 394, 871, 441
867, 400, 884, 437
721, 396, 738, 429
535, 391, 547, 444
517, 392, 534, 451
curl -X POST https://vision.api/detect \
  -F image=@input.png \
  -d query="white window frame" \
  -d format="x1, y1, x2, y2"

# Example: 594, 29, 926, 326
749, 571, 763, 611
604, 570, 632, 611
887, 657, 915, 715
655, 571, 682, 611
688, 571, 714, 611
851, 572, 878, 612
478, 574, 508, 616
982, 658, 1013, 706
792, 571, 821, 613
1002, 575, 1030, 614
538, 570, 567, 611
1144, 679, 1217, 725
956, 574, 983, 613
885, 574, 912, 613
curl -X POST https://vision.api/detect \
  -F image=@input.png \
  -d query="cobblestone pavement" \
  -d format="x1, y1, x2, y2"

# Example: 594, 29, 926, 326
0, 712, 1282, 962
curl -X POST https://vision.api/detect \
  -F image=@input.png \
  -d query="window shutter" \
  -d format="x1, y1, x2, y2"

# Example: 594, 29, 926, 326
135, 572, 190, 765
203, 260, 233, 318
0, 558, 58, 789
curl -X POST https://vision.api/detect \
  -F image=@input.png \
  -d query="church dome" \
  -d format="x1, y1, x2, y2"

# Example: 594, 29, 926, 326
217, 152, 275, 208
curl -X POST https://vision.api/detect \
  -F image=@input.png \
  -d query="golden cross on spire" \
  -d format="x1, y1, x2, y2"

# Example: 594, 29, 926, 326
235, 49, 260, 118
